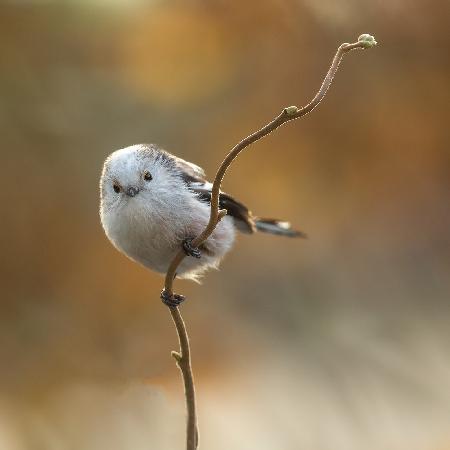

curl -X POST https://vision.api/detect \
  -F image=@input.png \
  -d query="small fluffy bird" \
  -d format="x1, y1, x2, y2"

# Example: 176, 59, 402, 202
100, 144, 305, 293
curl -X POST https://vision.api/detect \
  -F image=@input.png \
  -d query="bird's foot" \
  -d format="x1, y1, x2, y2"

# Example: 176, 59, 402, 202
182, 238, 201, 259
160, 289, 185, 308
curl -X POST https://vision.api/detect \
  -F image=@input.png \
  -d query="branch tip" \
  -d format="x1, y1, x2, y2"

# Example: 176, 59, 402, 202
357, 33, 377, 48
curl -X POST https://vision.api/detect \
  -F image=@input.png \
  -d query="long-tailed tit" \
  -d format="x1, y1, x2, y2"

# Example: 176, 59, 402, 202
100, 144, 305, 304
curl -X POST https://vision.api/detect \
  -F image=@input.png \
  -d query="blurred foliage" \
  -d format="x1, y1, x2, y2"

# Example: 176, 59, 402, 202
0, 0, 449, 449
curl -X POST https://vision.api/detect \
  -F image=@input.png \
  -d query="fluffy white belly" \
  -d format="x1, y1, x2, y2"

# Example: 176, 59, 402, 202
101, 200, 236, 280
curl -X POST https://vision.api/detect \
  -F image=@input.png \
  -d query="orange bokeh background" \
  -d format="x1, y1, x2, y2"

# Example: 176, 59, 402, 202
1, 0, 449, 449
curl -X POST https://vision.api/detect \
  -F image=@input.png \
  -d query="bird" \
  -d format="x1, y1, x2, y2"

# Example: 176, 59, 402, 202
99, 143, 305, 305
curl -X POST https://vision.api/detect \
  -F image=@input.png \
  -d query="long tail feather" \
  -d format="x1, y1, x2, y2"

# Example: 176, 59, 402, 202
254, 218, 307, 238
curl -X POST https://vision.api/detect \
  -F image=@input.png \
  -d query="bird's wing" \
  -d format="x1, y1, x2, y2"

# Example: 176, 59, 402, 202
186, 181, 256, 234
172, 155, 206, 180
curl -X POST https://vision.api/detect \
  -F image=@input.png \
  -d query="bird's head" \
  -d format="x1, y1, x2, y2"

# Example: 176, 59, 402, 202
100, 143, 180, 214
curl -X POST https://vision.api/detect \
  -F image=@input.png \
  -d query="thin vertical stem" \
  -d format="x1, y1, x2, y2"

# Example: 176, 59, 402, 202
169, 307, 198, 449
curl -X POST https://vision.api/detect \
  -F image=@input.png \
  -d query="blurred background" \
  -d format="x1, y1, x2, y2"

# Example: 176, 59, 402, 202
1, 0, 449, 449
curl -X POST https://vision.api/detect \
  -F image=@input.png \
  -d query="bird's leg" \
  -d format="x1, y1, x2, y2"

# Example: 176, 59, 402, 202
182, 238, 201, 259
160, 289, 185, 308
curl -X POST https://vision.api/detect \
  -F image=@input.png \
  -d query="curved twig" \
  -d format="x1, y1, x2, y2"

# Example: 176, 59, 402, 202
163, 36, 376, 295
163, 34, 377, 450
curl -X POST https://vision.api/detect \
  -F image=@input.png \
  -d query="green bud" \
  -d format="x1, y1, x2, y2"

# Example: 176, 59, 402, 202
358, 34, 377, 48
284, 106, 299, 116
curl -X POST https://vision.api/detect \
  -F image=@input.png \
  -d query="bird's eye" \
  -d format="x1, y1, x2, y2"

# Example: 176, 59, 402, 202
113, 183, 121, 193
144, 171, 153, 182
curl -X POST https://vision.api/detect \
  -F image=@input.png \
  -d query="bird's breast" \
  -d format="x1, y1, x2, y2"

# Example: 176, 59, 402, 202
101, 203, 183, 273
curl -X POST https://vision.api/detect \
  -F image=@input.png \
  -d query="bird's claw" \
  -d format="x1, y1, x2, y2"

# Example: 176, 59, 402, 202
182, 238, 201, 259
160, 289, 185, 308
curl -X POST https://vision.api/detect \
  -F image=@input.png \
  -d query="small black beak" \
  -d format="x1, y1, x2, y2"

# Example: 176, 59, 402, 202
126, 186, 139, 197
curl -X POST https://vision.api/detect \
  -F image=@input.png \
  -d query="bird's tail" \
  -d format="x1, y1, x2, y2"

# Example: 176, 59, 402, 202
254, 217, 307, 238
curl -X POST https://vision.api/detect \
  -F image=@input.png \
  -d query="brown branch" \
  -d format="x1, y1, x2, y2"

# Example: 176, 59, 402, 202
162, 34, 376, 450
163, 35, 376, 296
169, 307, 198, 450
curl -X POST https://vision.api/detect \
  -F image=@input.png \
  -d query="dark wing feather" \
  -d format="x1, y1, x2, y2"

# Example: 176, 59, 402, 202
184, 181, 256, 234
174, 156, 304, 238
179, 170, 304, 237
173, 154, 255, 233
217, 192, 256, 234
